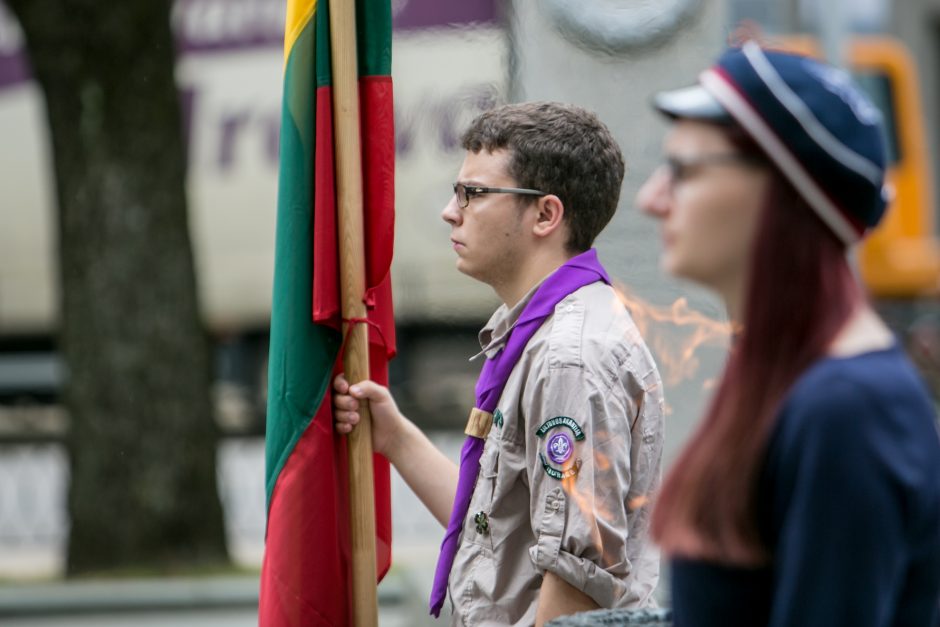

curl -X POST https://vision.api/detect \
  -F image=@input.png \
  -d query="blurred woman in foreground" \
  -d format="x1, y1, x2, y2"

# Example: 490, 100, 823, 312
637, 41, 940, 626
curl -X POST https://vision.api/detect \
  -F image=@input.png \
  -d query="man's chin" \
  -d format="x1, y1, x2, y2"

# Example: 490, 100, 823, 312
454, 259, 480, 280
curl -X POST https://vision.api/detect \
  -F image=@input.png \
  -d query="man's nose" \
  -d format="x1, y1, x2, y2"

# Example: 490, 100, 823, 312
441, 195, 461, 225
636, 166, 671, 219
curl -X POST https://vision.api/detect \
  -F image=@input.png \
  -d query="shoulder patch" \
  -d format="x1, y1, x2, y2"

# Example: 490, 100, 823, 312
539, 455, 582, 480
535, 416, 585, 440
535, 416, 584, 480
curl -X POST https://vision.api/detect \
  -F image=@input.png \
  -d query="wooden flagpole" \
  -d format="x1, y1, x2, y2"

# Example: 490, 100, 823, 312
327, 1, 379, 625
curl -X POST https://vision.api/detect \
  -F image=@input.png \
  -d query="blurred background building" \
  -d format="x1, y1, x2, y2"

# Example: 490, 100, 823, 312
1, 0, 939, 622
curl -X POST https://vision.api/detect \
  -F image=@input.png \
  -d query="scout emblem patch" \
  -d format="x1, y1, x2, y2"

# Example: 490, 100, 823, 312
536, 416, 584, 480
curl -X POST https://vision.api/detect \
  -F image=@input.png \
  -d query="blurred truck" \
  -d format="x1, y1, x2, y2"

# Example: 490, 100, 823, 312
779, 35, 940, 394
0, 0, 508, 421
778, 36, 940, 296
1, 0, 938, 424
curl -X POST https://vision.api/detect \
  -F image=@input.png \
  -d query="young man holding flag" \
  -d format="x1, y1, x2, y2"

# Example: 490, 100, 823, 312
334, 101, 665, 625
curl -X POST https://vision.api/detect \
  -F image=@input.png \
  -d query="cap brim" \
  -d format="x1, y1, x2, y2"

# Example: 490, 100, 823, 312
652, 84, 732, 122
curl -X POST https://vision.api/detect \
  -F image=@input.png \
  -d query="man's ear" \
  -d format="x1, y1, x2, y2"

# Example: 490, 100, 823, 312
532, 194, 565, 239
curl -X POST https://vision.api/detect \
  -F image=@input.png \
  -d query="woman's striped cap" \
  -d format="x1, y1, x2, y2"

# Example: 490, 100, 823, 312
653, 41, 889, 245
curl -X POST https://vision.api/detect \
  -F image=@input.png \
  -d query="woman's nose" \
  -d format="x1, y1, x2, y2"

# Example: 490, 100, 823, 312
636, 166, 671, 219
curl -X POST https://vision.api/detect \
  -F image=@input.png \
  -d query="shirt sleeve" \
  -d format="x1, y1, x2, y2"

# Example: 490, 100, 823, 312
764, 375, 914, 627
522, 356, 652, 608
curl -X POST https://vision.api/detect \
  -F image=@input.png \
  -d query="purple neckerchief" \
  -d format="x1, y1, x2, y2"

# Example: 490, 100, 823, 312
429, 248, 611, 617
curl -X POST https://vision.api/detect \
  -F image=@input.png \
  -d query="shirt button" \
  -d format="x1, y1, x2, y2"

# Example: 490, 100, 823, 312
565, 304, 574, 313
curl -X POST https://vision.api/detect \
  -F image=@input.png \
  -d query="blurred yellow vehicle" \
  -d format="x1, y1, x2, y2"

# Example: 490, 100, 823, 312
779, 36, 940, 297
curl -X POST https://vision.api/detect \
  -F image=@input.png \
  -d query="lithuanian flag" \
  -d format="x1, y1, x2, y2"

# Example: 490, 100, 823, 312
260, 0, 396, 623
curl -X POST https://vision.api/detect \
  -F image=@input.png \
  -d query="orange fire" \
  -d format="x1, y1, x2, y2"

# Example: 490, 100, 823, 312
556, 283, 733, 563
613, 282, 735, 387
559, 441, 658, 568
561, 443, 618, 566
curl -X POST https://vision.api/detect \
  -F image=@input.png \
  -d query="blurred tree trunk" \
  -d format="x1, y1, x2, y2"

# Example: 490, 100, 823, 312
5, 0, 229, 574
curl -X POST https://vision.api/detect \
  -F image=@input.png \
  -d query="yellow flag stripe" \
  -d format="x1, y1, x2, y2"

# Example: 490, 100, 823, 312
283, 0, 316, 65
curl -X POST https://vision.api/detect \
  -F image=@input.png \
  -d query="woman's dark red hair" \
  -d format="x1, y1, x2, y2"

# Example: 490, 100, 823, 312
650, 124, 864, 563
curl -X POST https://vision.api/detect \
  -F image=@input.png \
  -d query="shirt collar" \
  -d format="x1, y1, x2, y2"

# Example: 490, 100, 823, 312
472, 278, 546, 361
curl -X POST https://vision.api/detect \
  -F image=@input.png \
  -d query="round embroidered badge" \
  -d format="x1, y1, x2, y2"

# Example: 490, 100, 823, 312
547, 433, 573, 464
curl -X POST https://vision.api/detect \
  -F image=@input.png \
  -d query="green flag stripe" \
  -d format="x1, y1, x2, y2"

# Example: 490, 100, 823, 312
357, 0, 392, 76
315, 1, 331, 88
315, 0, 392, 88
265, 11, 342, 507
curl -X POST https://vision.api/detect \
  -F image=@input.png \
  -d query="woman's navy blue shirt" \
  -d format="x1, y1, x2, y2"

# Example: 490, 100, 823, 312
670, 345, 940, 627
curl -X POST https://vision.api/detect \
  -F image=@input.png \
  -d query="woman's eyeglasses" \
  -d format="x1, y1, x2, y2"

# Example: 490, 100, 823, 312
664, 153, 766, 188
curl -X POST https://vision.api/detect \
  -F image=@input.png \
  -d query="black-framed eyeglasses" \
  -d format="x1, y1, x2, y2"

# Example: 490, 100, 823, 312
664, 153, 766, 187
452, 182, 547, 208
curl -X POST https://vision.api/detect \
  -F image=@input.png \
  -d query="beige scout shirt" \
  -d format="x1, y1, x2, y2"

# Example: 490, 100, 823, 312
447, 280, 665, 626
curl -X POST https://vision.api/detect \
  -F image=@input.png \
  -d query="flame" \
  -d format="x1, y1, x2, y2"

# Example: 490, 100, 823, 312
613, 282, 735, 387
559, 441, 651, 568
561, 449, 612, 565
558, 445, 658, 568
549, 283, 732, 565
